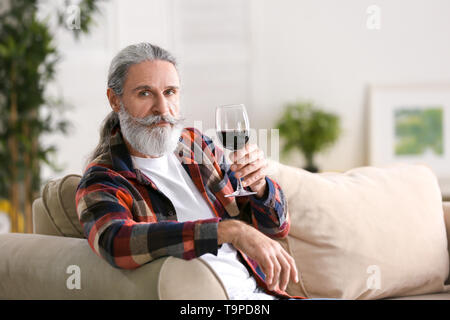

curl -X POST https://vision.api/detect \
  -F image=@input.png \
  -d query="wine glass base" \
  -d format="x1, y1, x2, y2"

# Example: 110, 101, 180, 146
224, 190, 257, 197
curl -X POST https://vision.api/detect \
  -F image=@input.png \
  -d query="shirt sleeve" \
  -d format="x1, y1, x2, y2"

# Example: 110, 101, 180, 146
75, 166, 221, 270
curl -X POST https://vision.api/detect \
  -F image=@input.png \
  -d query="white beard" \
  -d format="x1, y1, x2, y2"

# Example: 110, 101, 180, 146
117, 103, 183, 157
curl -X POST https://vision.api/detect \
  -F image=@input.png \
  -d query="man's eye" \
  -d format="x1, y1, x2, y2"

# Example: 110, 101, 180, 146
139, 91, 151, 97
165, 89, 176, 96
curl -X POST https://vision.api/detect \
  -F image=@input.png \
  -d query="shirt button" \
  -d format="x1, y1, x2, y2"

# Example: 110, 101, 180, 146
168, 210, 175, 216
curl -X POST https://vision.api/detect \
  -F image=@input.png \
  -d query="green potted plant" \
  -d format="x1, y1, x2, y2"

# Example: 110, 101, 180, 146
276, 101, 341, 173
0, 0, 102, 233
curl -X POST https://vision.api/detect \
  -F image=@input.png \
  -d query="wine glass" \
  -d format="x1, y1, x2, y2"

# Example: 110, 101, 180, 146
216, 104, 257, 197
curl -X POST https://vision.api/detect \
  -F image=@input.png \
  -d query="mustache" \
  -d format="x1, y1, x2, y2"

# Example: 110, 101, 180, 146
119, 104, 184, 127
132, 113, 184, 127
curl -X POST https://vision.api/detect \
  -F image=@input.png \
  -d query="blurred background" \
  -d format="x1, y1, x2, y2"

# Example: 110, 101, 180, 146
1, 0, 450, 233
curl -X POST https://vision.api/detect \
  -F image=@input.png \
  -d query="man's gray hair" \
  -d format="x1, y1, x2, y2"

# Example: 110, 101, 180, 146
107, 42, 177, 96
84, 43, 178, 168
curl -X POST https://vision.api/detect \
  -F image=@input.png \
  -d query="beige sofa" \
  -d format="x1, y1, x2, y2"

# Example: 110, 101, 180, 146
0, 161, 449, 300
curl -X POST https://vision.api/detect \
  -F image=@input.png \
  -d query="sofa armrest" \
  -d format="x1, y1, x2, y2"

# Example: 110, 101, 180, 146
444, 202, 450, 285
32, 198, 63, 237
0, 233, 228, 300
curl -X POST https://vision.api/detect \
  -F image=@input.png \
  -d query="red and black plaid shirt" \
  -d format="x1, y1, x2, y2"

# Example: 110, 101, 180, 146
76, 122, 298, 299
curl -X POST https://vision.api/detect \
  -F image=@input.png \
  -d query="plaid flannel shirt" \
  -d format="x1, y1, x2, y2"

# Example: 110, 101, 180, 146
76, 122, 300, 299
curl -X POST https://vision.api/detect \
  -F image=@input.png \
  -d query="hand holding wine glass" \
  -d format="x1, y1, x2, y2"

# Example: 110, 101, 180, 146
216, 104, 297, 292
216, 104, 268, 198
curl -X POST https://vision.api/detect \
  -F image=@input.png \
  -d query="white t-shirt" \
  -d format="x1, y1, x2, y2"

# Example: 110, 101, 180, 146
131, 152, 277, 300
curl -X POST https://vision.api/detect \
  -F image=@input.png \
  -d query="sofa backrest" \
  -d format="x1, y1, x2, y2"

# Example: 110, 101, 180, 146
33, 174, 84, 238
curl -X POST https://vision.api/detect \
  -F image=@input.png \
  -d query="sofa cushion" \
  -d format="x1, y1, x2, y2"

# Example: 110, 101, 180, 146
268, 162, 449, 299
41, 174, 84, 238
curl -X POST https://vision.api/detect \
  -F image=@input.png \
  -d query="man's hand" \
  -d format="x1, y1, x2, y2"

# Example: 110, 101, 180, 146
218, 220, 299, 292
229, 143, 268, 198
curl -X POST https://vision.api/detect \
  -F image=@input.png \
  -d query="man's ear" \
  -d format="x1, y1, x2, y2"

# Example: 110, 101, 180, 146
107, 88, 121, 113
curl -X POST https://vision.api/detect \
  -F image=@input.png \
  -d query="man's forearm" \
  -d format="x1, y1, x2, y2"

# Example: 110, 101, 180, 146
218, 216, 299, 292
248, 176, 289, 238
217, 219, 247, 245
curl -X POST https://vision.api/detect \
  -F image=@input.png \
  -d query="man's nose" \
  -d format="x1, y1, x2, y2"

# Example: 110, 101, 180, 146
152, 93, 171, 116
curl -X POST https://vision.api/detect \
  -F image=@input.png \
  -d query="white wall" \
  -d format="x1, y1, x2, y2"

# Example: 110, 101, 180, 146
41, 0, 450, 183
250, 0, 450, 171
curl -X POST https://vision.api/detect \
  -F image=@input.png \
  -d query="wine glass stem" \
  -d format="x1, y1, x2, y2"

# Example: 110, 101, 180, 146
237, 178, 245, 192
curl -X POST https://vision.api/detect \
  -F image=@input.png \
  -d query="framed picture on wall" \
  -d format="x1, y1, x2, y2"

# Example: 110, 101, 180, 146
368, 84, 450, 198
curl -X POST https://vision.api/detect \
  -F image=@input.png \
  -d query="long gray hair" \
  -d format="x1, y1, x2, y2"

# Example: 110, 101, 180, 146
83, 43, 178, 169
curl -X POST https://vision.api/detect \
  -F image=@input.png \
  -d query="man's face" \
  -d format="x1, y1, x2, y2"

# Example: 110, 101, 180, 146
121, 59, 180, 120
110, 60, 183, 158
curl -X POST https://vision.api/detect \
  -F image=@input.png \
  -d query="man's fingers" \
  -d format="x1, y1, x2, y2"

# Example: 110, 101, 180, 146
241, 166, 266, 187
233, 143, 258, 162
262, 255, 274, 288
234, 149, 263, 169
281, 249, 299, 284
270, 255, 281, 291
277, 252, 292, 292
235, 158, 265, 180
230, 144, 259, 164
232, 149, 264, 170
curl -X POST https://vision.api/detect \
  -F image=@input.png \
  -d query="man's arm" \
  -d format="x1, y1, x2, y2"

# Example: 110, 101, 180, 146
75, 166, 220, 270
198, 131, 296, 292
213, 139, 290, 239
217, 218, 298, 292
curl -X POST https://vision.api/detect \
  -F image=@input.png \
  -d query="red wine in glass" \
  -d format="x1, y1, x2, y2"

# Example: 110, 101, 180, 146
218, 130, 249, 151
216, 104, 257, 197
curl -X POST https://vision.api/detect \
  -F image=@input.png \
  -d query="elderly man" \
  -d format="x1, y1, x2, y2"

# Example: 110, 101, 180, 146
76, 42, 299, 300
